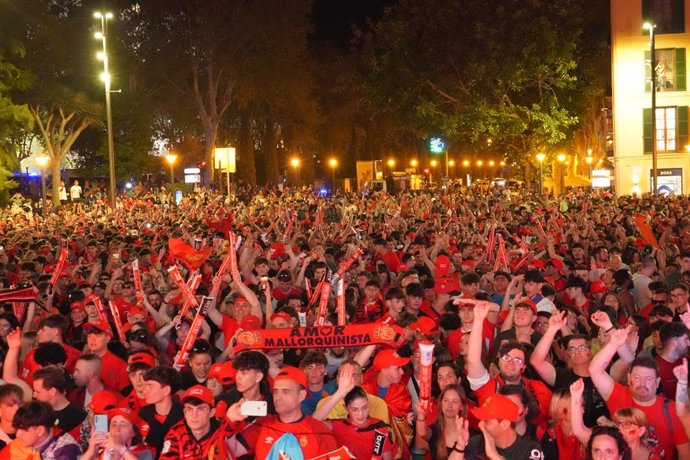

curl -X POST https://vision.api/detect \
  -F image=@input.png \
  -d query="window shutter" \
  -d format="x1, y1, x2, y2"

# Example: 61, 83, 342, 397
678, 106, 688, 150
645, 50, 652, 93
676, 48, 686, 91
643, 108, 653, 154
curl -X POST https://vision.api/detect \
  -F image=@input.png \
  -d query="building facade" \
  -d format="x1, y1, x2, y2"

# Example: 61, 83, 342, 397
612, 0, 690, 195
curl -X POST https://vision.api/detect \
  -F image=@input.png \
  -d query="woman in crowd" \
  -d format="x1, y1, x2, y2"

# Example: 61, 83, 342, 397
586, 426, 632, 460
415, 384, 468, 460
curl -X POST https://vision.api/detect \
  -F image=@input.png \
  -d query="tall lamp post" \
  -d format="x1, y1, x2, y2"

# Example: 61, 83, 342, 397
448, 160, 455, 179
644, 21, 658, 194
536, 153, 546, 194
463, 160, 470, 186
410, 159, 418, 173
36, 155, 49, 211
329, 158, 338, 190
476, 160, 483, 179
291, 158, 300, 185
430, 159, 438, 184
557, 153, 567, 195
165, 153, 177, 184
94, 11, 116, 206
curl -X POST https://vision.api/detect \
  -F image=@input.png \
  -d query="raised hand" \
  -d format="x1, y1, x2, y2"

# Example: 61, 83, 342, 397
674, 358, 688, 386
6, 327, 21, 350
548, 310, 567, 331
570, 378, 585, 401
608, 327, 629, 349
590, 311, 613, 330
336, 363, 356, 395
455, 415, 470, 449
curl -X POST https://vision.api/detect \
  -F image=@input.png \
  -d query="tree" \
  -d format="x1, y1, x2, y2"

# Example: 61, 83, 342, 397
0, 34, 33, 204
352, 0, 607, 172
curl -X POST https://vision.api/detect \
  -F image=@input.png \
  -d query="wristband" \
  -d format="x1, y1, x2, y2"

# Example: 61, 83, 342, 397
605, 326, 616, 333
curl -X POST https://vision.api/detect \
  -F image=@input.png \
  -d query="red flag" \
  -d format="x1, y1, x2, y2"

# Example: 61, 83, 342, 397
634, 213, 660, 249
168, 238, 212, 270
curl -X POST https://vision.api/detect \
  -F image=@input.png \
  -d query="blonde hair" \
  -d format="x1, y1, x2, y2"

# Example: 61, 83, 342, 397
549, 388, 571, 423
613, 407, 647, 427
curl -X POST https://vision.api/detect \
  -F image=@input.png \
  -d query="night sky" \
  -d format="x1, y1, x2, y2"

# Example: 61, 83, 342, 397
310, 0, 394, 49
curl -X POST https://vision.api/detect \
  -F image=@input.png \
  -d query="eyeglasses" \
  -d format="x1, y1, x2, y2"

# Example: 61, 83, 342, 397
535, 321, 549, 327
615, 421, 640, 429
500, 354, 524, 366
567, 345, 590, 353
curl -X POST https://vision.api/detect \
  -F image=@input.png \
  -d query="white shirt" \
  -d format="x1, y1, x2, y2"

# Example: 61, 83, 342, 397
70, 184, 82, 200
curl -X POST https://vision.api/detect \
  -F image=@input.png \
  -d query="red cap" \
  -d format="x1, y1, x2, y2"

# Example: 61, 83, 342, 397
107, 407, 139, 425
127, 352, 156, 368
435, 255, 452, 276
470, 394, 519, 422
240, 315, 262, 331
590, 280, 609, 294
434, 276, 461, 294
269, 242, 286, 259
69, 301, 84, 311
373, 349, 410, 371
411, 316, 438, 336
273, 365, 307, 388
88, 390, 120, 414
181, 385, 215, 406
549, 258, 564, 274
270, 312, 293, 325
515, 300, 537, 314
208, 361, 236, 385
84, 320, 112, 336
128, 306, 147, 318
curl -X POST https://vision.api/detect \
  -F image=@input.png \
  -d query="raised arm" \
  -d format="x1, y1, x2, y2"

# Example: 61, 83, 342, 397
2, 328, 32, 401
570, 378, 592, 446
465, 300, 490, 380
530, 311, 567, 386
588, 327, 630, 401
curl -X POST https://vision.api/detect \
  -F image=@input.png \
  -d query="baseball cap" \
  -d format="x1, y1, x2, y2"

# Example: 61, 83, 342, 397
373, 349, 410, 371
410, 316, 438, 336
107, 407, 138, 425
84, 320, 112, 336
181, 385, 215, 406
470, 394, 519, 422
590, 280, 609, 294
127, 352, 156, 368
88, 390, 120, 414
514, 300, 537, 314
128, 306, 147, 318
270, 312, 293, 325
69, 301, 84, 312
208, 361, 236, 385
435, 255, 452, 276
273, 365, 307, 388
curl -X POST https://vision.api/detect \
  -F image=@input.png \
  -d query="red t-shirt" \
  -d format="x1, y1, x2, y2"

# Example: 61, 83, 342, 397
447, 319, 495, 359
20, 343, 81, 385
329, 418, 395, 459
236, 414, 338, 458
657, 355, 681, 400
221, 315, 239, 348
100, 351, 130, 391
606, 382, 688, 459
272, 287, 301, 302
473, 375, 553, 428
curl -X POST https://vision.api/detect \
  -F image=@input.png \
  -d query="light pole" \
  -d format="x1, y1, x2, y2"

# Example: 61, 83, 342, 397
463, 160, 470, 186
430, 159, 437, 184
557, 153, 567, 195
448, 160, 455, 179
536, 153, 546, 194
36, 155, 49, 211
476, 160, 483, 179
329, 158, 338, 190
290, 158, 300, 186
94, 11, 116, 206
585, 156, 593, 178
165, 153, 177, 184
644, 22, 657, 194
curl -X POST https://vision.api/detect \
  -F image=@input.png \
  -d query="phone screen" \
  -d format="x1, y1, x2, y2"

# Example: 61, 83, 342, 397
93, 414, 108, 433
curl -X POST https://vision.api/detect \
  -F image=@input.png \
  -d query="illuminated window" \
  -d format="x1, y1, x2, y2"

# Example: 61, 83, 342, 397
656, 107, 676, 151
645, 48, 686, 92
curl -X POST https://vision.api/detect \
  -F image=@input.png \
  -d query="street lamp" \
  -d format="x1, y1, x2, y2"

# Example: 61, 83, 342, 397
644, 21, 658, 194
387, 159, 395, 169
94, 11, 116, 206
535, 153, 546, 194
290, 158, 300, 185
557, 153, 567, 195
448, 160, 455, 179
36, 155, 49, 211
410, 159, 418, 173
165, 153, 177, 183
329, 158, 338, 190
430, 159, 438, 183
585, 156, 593, 178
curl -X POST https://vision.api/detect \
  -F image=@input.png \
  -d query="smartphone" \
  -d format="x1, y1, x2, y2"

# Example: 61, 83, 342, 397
241, 400, 267, 417
93, 414, 108, 433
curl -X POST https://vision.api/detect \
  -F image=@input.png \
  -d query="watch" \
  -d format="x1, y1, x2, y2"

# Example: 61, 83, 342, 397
452, 441, 466, 453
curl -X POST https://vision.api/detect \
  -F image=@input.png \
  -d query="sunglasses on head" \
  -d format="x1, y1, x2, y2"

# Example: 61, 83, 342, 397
126, 330, 148, 343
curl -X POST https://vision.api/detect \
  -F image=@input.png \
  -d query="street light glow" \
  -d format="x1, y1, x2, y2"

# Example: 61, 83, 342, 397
557, 153, 567, 163
410, 159, 418, 167
329, 158, 337, 168
489, 160, 495, 167
97, 52, 105, 60
643, 22, 653, 30
585, 157, 593, 165
535, 153, 546, 163
448, 160, 455, 167
165, 153, 177, 165
387, 159, 395, 168
99, 72, 111, 83
477, 160, 483, 166
94, 31, 103, 39
462, 160, 470, 167
291, 158, 300, 168
500, 161, 506, 166
36, 156, 49, 167
430, 159, 438, 167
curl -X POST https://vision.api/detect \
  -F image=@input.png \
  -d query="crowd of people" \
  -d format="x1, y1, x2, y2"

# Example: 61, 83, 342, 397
0, 183, 689, 460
